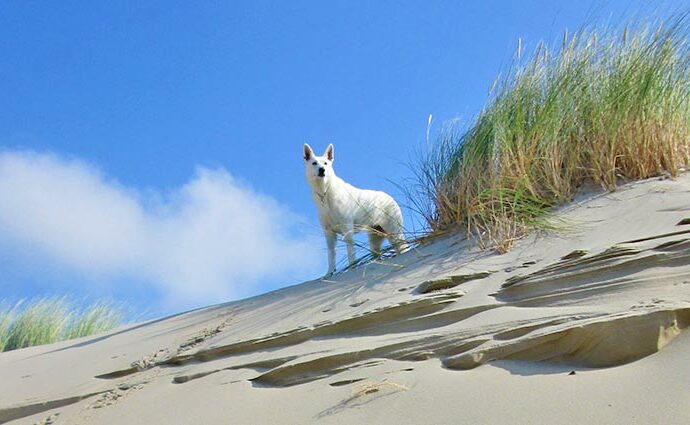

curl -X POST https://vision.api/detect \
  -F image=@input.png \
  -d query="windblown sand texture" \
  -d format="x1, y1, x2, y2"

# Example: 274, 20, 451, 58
3, 176, 690, 424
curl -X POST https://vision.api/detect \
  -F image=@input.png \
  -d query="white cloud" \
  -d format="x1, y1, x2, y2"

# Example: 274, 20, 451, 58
0, 150, 321, 308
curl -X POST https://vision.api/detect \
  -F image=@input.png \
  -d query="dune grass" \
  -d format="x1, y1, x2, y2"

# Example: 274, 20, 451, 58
0, 298, 124, 352
407, 15, 690, 251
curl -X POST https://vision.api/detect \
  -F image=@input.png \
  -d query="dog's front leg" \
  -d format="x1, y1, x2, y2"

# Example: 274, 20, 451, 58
344, 229, 356, 268
325, 231, 337, 276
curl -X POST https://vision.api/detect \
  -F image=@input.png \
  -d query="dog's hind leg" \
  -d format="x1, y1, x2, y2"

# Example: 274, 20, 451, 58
391, 237, 407, 255
325, 231, 337, 276
368, 226, 385, 258
384, 222, 406, 256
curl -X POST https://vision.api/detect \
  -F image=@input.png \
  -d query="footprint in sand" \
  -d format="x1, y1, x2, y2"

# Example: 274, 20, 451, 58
34, 412, 60, 425
316, 380, 408, 419
505, 261, 539, 273
89, 383, 143, 410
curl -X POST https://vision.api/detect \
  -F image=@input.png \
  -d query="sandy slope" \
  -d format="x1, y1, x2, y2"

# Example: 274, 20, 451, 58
3, 175, 690, 424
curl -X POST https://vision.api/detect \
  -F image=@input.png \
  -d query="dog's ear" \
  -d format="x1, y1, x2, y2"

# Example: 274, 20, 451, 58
303, 143, 314, 161
325, 144, 334, 161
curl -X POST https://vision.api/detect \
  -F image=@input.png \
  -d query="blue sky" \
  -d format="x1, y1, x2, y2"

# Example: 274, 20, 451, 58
0, 1, 683, 317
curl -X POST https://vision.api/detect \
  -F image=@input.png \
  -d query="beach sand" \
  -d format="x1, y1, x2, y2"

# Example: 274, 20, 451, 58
3, 175, 690, 424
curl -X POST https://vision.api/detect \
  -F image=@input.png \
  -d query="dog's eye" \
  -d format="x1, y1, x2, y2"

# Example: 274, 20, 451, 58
325, 162, 328, 165
312, 161, 317, 165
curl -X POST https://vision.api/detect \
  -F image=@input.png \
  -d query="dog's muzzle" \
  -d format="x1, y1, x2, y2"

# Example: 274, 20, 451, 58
318, 168, 326, 177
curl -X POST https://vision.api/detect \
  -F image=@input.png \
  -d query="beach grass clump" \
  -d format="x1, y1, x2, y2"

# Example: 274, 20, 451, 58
62, 301, 124, 341
0, 297, 124, 352
411, 15, 690, 251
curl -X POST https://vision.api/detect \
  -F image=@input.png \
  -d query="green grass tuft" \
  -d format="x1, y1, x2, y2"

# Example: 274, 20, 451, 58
63, 301, 124, 341
409, 14, 690, 251
0, 297, 124, 352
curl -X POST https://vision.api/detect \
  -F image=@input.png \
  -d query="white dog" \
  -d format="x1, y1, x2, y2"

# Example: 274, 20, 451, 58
303, 143, 405, 276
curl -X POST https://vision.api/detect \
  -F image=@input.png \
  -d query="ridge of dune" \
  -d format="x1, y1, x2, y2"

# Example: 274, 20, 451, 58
4, 175, 690, 424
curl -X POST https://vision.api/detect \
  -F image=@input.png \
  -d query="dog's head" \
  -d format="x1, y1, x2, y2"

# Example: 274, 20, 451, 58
303, 143, 334, 183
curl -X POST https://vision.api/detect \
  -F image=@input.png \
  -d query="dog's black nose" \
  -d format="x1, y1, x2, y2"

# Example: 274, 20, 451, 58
318, 168, 326, 177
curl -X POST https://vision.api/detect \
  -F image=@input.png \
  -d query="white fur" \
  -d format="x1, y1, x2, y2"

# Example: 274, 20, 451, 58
303, 143, 405, 276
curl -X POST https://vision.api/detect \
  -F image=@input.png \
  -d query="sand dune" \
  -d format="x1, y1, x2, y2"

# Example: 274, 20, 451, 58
3, 175, 690, 424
